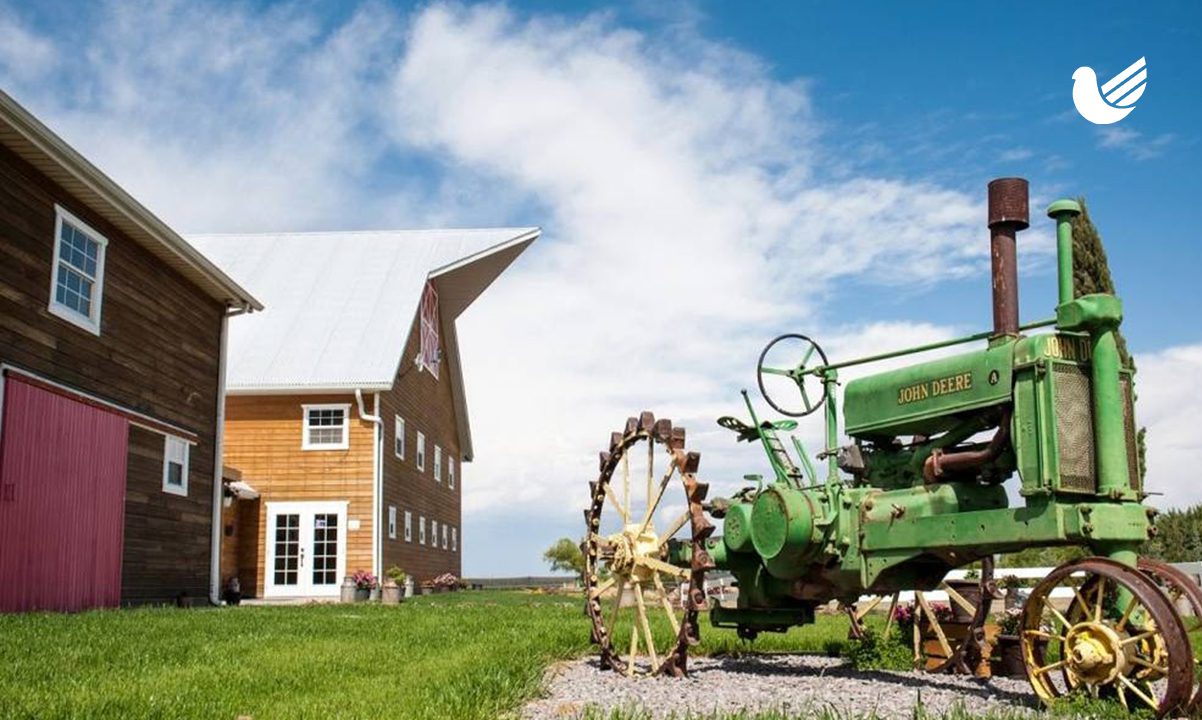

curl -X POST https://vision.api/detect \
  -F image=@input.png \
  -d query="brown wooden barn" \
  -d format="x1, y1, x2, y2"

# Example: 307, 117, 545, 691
192, 228, 536, 598
0, 90, 262, 611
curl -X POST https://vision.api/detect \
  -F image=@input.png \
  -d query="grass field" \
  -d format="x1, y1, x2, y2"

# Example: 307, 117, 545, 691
0, 590, 855, 720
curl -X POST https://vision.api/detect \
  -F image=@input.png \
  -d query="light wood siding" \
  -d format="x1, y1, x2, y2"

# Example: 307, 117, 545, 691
380, 311, 462, 584
0, 142, 224, 605
222, 394, 375, 596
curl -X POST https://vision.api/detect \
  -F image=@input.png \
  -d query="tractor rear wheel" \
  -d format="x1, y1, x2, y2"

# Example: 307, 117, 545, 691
583, 412, 714, 677
1020, 556, 1194, 717
1137, 556, 1202, 713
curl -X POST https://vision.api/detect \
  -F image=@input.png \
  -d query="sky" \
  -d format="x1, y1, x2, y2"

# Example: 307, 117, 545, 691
1, 1, 1199, 576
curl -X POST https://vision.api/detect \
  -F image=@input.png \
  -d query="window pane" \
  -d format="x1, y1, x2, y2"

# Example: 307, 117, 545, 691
167, 462, 183, 486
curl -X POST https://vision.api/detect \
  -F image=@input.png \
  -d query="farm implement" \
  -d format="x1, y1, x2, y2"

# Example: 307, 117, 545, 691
582, 178, 1201, 716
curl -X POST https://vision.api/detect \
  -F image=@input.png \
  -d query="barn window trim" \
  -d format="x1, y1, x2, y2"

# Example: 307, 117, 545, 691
388, 505, 397, 540
451, 526, 458, 552
434, 445, 442, 483
416, 431, 426, 471
431, 519, 439, 549
48, 205, 108, 336
302, 404, 351, 450
419, 515, 427, 545
162, 435, 190, 496
441, 523, 448, 550
448, 457, 455, 490
404, 511, 412, 542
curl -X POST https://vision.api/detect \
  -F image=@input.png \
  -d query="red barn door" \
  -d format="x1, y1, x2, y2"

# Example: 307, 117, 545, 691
0, 377, 129, 611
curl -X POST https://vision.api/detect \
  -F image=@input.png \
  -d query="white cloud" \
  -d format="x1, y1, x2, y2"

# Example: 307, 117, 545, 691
1135, 343, 1202, 508
0, 10, 56, 81
1097, 126, 1175, 161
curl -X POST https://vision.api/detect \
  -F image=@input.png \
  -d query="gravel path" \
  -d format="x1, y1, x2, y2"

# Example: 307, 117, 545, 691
523, 655, 1038, 719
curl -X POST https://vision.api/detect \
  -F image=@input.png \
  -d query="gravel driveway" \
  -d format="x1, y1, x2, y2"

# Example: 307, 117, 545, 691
523, 655, 1038, 719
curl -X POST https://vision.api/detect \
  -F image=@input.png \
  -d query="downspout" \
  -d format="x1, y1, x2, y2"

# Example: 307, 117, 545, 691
211, 303, 251, 606
355, 388, 383, 578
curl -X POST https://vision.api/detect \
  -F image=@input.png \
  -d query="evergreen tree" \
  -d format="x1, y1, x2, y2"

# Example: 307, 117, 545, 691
1071, 198, 1145, 482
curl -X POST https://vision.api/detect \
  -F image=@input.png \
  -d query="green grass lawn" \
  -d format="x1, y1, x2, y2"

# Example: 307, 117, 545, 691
0, 590, 854, 720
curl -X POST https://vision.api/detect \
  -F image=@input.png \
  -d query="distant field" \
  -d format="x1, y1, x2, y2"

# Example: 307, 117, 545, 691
0, 590, 854, 720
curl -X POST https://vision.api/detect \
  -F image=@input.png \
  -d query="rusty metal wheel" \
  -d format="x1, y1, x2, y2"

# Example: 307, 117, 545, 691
853, 558, 996, 674
583, 412, 714, 677
1138, 557, 1202, 713
1021, 556, 1194, 717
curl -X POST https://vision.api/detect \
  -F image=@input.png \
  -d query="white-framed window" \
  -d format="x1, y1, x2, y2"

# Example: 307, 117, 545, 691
416, 431, 426, 471
404, 511, 412, 542
431, 520, 439, 548
434, 445, 442, 483
388, 506, 397, 540
302, 404, 350, 450
451, 526, 458, 552
394, 415, 405, 459
162, 435, 189, 496
441, 523, 448, 549
419, 515, 427, 545
48, 205, 108, 335
448, 458, 455, 490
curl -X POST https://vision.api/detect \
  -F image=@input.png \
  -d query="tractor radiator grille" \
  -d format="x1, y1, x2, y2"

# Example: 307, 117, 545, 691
1120, 375, 1140, 492
1054, 364, 1096, 493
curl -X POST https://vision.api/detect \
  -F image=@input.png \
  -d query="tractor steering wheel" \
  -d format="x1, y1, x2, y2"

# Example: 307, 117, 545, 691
756, 333, 829, 418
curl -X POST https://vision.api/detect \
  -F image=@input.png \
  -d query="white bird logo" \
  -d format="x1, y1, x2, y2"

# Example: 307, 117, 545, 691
1072, 57, 1147, 125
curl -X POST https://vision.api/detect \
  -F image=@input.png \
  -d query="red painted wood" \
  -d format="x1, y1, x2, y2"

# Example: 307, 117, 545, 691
0, 376, 129, 611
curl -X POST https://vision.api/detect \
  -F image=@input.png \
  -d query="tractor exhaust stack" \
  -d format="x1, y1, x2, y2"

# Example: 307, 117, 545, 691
987, 177, 1029, 338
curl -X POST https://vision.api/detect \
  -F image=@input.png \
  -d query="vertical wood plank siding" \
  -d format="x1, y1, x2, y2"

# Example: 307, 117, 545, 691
221, 395, 374, 597
0, 142, 225, 606
0, 378, 129, 611
380, 312, 462, 583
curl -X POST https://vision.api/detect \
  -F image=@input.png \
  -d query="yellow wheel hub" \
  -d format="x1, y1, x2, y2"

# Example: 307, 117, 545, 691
607, 524, 661, 582
1064, 621, 1128, 684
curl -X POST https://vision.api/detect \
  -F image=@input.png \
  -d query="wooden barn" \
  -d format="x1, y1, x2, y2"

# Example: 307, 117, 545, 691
192, 229, 537, 599
0, 90, 262, 611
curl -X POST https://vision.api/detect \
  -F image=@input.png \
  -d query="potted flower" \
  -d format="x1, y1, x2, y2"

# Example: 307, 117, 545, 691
382, 566, 406, 605
999, 574, 1025, 611
991, 608, 1026, 677
432, 572, 459, 593
351, 569, 378, 602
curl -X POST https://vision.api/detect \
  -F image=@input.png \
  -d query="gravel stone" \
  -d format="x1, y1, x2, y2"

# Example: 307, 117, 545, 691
523, 655, 1038, 719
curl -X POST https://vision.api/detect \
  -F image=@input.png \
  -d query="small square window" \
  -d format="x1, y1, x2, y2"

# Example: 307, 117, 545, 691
162, 435, 189, 496
48, 206, 107, 335
303, 404, 350, 450
419, 516, 427, 545
404, 511, 412, 542
416, 432, 426, 471
434, 445, 442, 483
441, 523, 448, 550
448, 458, 455, 490
451, 526, 458, 552
394, 416, 405, 459
388, 506, 397, 540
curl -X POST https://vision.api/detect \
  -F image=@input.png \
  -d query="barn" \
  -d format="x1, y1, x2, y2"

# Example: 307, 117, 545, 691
0, 90, 262, 611
191, 229, 537, 598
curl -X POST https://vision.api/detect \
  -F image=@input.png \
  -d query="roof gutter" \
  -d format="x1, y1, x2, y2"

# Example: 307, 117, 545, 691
355, 388, 384, 580
210, 303, 251, 605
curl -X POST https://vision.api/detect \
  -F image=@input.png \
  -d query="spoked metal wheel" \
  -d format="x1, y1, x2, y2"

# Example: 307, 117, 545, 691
854, 558, 996, 674
583, 412, 715, 677
1021, 557, 1194, 717
1138, 556, 1202, 713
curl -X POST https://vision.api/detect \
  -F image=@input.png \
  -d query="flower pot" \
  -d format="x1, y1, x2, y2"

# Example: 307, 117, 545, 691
340, 576, 357, 603
381, 579, 402, 605
944, 580, 982, 623
992, 634, 1025, 677
353, 588, 370, 602
369, 587, 381, 602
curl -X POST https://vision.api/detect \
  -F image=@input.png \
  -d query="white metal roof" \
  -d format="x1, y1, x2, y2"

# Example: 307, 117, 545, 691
189, 228, 538, 460
0, 90, 261, 312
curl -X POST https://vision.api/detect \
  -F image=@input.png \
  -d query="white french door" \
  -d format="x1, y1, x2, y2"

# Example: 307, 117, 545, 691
264, 501, 347, 598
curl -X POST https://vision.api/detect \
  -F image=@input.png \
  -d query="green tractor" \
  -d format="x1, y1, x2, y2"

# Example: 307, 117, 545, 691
583, 178, 1200, 716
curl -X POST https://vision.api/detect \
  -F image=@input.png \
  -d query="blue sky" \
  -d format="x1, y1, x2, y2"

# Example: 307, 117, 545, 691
1, 1, 1199, 576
